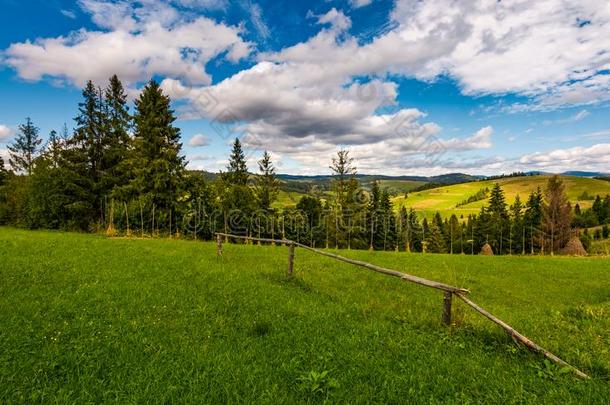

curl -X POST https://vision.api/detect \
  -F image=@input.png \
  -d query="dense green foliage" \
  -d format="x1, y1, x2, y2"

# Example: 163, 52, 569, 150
1, 75, 608, 255
0, 228, 608, 402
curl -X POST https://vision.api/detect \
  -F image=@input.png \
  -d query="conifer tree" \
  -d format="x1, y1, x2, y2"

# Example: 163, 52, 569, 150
380, 188, 396, 250
509, 195, 524, 254
487, 183, 508, 253
255, 151, 279, 212
524, 187, 543, 253
104, 75, 131, 196
407, 208, 422, 252
225, 138, 249, 185
447, 214, 460, 254
8, 117, 42, 175
330, 149, 356, 208
329, 149, 358, 248
0, 156, 8, 185
542, 176, 572, 254
368, 181, 381, 249
130, 80, 186, 219
425, 219, 446, 253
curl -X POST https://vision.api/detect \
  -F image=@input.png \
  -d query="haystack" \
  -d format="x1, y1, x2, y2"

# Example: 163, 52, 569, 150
561, 237, 587, 256
480, 243, 494, 255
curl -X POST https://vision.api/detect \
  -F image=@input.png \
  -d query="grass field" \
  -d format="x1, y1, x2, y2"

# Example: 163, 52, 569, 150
273, 190, 308, 209
1, 228, 609, 402
392, 175, 610, 219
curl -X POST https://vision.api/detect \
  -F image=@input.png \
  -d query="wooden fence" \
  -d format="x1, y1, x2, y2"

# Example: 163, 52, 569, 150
215, 232, 589, 379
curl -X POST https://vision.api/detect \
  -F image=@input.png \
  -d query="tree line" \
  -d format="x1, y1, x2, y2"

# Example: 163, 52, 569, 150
1, 75, 608, 254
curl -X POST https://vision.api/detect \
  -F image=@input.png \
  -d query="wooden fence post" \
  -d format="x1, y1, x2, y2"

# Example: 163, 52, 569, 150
442, 291, 452, 326
287, 243, 295, 276
216, 234, 223, 257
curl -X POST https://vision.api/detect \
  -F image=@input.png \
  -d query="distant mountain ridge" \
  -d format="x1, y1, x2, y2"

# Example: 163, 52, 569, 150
276, 172, 483, 184
196, 170, 609, 185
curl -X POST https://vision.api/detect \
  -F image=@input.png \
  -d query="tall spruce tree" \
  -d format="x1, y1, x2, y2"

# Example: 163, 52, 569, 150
8, 117, 42, 175
72, 80, 106, 223
130, 80, 186, 218
487, 183, 508, 253
509, 195, 524, 254
542, 176, 572, 254
255, 151, 279, 212
0, 156, 8, 185
104, 75, 131, 197
524, 187, 543, 253
225, 138, 249, 185
329, 149, 358, 248
380, 189, 396, 250
425, 219, 446, 253
368, 181, 381, 249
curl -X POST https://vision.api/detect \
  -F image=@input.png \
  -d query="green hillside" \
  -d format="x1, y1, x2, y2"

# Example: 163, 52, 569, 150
1, 228, 608, 402
393, 175, 610, 219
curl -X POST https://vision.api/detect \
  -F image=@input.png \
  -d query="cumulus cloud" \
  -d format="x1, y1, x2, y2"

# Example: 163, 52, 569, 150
519, 143, 610, 172
188, 133, 211, 147
3, 0, 252, 88
0, 125, 13, 141
4, 0, 610, 174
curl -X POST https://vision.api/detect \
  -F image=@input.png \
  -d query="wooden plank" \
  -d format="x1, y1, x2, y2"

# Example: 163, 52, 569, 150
293, 242, 469, 294
215, 231, 589, 380
214, 232, 469, 294
455, 293, 589, 379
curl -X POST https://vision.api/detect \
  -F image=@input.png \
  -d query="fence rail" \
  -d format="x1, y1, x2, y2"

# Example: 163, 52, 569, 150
214, 232, 589, 379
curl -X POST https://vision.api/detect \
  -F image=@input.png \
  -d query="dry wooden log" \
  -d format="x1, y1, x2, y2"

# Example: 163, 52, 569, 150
293, 241, 469, 294
214, 233, 469, 294
215, 233, 291, 245
455, 293, 589, 379
215, 232, 589, 379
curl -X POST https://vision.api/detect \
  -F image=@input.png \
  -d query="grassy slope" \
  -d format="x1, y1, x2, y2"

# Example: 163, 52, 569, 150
0, 229, 609, 403
273, 180, 425, 209
392, 175, 610, 219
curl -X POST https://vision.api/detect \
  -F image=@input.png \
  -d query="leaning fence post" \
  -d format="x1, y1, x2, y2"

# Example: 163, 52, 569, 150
216, 234, 223, 257
287, 243, 295, 276
442, 291, 452, 326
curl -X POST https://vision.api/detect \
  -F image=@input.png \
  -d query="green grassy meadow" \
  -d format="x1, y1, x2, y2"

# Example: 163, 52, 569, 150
1, 228, 609, 403
392, 175, 610, 219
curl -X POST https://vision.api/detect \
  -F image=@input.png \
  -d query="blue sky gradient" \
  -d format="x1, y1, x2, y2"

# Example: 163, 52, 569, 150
1, 0, 609, 175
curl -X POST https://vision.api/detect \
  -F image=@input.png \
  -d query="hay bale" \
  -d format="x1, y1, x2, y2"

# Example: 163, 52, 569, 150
480, 243, 494, 256
561, 236, 587, 256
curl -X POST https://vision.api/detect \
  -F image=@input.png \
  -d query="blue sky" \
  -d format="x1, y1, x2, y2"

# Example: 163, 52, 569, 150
1, 0, 609, 175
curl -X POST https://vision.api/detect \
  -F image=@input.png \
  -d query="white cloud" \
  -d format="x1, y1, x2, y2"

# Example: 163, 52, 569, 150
0, 125, 13, 141
173, 0, 228, 11
439, 126, 493, 150
3, 0, 252, 88
543, 109, 590, 126
245, 2, 270, 40
60, 9, 77, 19
188, 133, 210, 147
315, 8, 351, 32
349, 0, 373, 9
519, 143, 610, 172
4, 0, 610, 174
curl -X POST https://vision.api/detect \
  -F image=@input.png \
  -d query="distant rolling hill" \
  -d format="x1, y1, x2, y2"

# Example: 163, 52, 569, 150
392, 175, 610, 219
